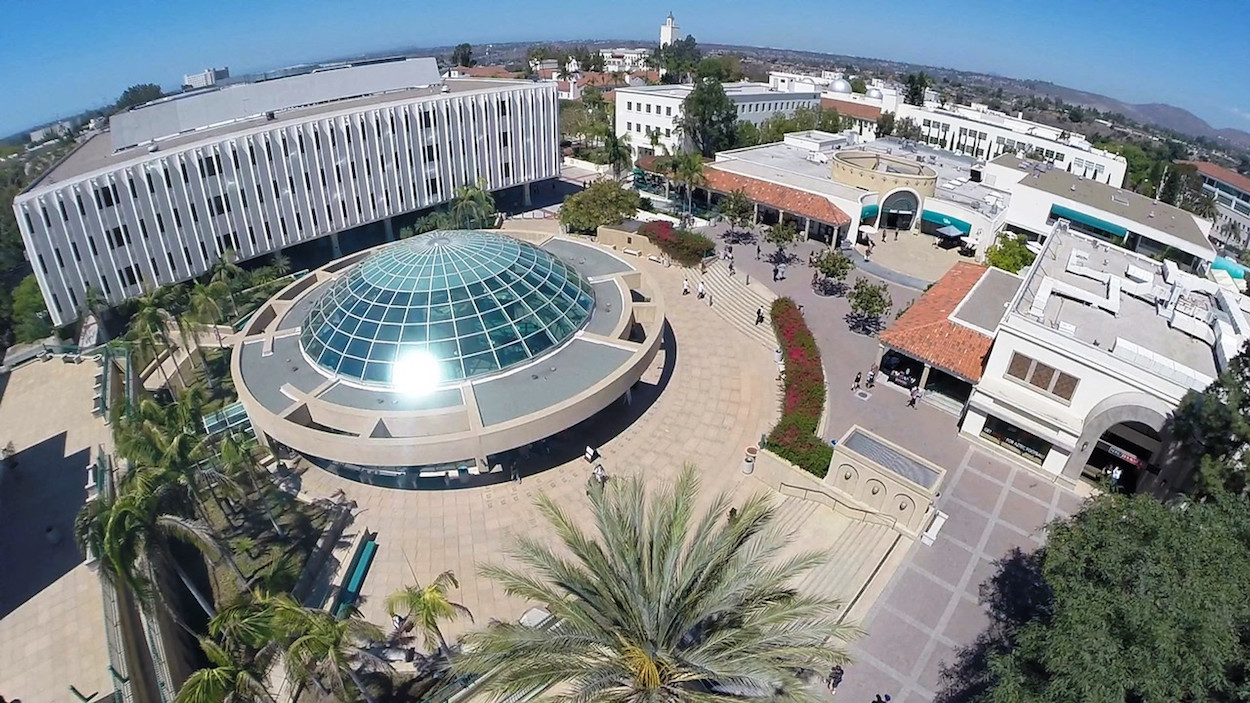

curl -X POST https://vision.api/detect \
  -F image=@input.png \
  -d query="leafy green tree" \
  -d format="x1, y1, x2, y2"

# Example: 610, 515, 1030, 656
1067, 106, 1085, 122
671, 150, 705, 215
602, 131, 632, 181
815, 250, 853, 283
116, 83, 164, 111
766, 220, 800, 255
386, 571, 473, 658
448, 179, 496, 228
655, 35, 701, 80
676, 78, 738, 157
817, 107, 843, 133
12, 274, 50, 342
849, 76, 867, 93
903, 72, 930, 106
876, 111, 897, 137
1170, 342, 1250, 498
977, 494, 1250, 703
733, 119, 761, 148
450, 43, 474, 67
846, 276, 892, 334
453, 467, 856, 701
559, 179, 640, 234
895, 117, 923, 140
695, 55, 742, 82
718, 188, 754, 231
984, 232, 1037, 273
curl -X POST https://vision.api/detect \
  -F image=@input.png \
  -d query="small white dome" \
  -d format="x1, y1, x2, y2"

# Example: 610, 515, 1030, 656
866, 88, 883, 99
829, 79, 852, 94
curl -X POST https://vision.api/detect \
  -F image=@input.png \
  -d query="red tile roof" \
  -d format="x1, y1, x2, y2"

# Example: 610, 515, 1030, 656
456, 65, 519, 79
820, 98, 882, 123
879, 262, 993, 382
578, 72, 624, 88
702, 167, 852, 227
629, 70, 660, 84
1182, 160, 1250, 196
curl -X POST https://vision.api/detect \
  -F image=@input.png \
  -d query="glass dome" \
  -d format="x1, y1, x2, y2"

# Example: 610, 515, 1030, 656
299, 230, 595, 387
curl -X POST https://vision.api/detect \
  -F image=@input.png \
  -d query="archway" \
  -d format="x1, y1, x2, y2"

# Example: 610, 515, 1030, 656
1064, 392, 1171, 491
880, 189, 920, 231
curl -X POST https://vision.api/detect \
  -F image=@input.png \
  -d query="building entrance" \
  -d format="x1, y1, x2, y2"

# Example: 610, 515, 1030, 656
1081, 420, 1161, 493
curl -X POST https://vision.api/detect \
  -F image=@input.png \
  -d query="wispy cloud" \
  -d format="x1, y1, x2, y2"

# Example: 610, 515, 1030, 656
1228, 106, 1250, 124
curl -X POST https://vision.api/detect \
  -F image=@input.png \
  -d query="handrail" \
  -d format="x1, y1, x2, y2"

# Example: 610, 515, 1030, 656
778, 482, 898, 529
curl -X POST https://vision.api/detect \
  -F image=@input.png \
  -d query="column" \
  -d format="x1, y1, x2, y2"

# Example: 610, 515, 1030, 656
918, 363, 932, 390
384, 217, 396, 242
330, 232, 343, 258
804, 218, 812, 239
874, 345, 885, 368
522, 182, 532, 208
752, 203, 759, 224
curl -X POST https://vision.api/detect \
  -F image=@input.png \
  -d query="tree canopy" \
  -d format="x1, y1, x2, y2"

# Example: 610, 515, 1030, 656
677, 78, 739, 157
876, 112, 897, 137
849, 76, 867, 94
450, 43, 474, 67
116, 83, 164, 111
1170, 341, 1250, 499
655, 35, 701, 80
12, 274, 50, 342
718, 189, 754, 230
974, 494, 1250, 703
903, 72, 930, 106
846, 277, 892, 334
558, 180, 640, 234
984, 232, 1037, 273
695, 55, 743, 82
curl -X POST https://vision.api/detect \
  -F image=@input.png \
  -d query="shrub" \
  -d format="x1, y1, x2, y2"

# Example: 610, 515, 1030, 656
766, 297, 832, 477
637, 220, 714, 266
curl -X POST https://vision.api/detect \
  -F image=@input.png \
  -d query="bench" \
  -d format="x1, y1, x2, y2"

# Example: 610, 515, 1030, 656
921, 510, 948, 546
623, 248, 642, 257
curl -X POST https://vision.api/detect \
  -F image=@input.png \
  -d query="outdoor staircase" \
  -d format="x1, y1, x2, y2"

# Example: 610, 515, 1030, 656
771, 495, 904, 620
697, 258, 779, 349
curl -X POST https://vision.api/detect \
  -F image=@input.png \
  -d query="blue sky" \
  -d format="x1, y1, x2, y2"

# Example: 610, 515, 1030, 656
1, 0, 1246, 138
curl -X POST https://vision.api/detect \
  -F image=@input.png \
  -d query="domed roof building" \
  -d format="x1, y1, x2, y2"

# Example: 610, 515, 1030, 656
866, 87, 884, 100
232, 230, 665, 488
829, 78, 853, 94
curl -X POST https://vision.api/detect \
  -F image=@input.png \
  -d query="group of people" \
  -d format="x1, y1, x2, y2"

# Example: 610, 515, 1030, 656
681, 277, 707, 300
851, 364, 879, 392
771, 262, 788, 282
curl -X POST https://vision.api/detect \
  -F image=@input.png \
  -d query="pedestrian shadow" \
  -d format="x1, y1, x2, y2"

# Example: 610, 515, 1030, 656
933, 547, 1053, 703
0, 432, 92, 619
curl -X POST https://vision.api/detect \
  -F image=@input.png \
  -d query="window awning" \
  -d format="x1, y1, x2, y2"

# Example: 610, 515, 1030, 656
1049, 204, 1128, 237
860, 204, 879, 220
921, 210, 972, 234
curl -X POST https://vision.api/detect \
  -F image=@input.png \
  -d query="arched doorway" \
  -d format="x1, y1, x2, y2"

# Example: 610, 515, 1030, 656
1064, 392, 1171, 492
880, 189, 920, 231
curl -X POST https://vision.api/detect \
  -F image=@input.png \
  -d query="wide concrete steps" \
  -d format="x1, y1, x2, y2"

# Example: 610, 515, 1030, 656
771, 495, 902, 620
696, 259, 778, 349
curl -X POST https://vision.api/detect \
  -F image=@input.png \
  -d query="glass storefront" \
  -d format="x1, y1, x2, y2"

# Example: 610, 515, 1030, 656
980, 415, 1051, 465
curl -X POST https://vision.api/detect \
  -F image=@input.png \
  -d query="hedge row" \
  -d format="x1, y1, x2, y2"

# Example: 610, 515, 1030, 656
638, 221, 715, 266
766, 297, 834, 477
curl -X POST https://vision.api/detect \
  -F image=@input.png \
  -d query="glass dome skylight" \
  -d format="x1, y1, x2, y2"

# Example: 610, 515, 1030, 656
299, 230, 595, 387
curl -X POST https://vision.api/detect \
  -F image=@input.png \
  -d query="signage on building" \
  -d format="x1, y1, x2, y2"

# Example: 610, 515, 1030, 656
1097, 440, 1144, 468
981, 420, 1048, 464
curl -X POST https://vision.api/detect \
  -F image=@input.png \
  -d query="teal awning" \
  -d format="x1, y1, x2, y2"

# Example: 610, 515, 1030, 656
1050, 204, 1128, 237
921, 210, 972, 234
860, 204, 879, 220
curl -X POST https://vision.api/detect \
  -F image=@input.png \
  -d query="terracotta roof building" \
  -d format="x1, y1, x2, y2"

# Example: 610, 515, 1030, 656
820, 97, 882, 123
879, 262, 1021, 382
1182, 160, 1250, 196
702, 167, 852, 227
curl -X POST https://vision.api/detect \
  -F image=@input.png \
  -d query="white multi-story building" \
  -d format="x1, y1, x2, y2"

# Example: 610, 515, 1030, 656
29, 120, 73, 143
183, 67, 229, 89
1184, 160, 1250, 248
14, 58, 560, 326
599, 48, 650, 73
615, 82, 819, 158
660, 13, 680, 47
767, 71, 1128, 187
985, 154, 1215, 271
960, 223, 1245, 489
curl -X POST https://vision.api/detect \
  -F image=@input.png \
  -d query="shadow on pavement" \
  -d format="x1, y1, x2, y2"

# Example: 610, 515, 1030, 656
934, 547, 1053, 703
0, 432, 91, 619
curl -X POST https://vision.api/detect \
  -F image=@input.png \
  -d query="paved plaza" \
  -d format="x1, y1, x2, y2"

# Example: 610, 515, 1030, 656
698, 223, 1088, 702
855, 229, 970, 286
0, 360, 112, 703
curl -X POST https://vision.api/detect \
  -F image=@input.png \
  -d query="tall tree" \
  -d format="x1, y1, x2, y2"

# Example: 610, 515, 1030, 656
558, 180, 640, 234
766, 220, 800, 255
450, 43, 475, 68
12, 274, 50, 342
602, 131, 632, 181
448, 179, 496, 228
672, 150, 705, 215
718, 188, 754, 231
676, 78, 738, 157
975, 494, 1250, 703
1170, 341, 1250, 498
286, 607, 389, 703
453, 467, 856, 701
903, 72, 930, 106
984, 233, 1037, 274
175, 637, 275, 703
846, 277, 892, 334
116, 83, 164, 111
876, 112, 897, 137
386, 571, 473, 658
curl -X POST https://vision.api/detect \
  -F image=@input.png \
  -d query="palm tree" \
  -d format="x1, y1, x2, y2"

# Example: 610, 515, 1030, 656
673, 151, 705, 216
449, 179, 496, 228
602, 131, 632, 182
270, 252, 291, 277
130, 288, 188, 388
189, 280, 231, 348
175, 637, 275, 703
218, 434, 284, 538
453, 467, 857, 702
75, 474, 225, 618
210, 250, 244, 315
286, 606, 390, 703
385, 571, 473, 658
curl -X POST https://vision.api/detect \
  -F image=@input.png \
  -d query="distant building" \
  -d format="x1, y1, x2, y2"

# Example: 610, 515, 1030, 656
615, 82, 819, 158
768, 70, 1130, 187
183, 67, 229, 89
14, 58, 560, 326
600, 47, 650, 73
660, 12, 680, 47
28, 120, 73, 143
1181, 160, 1250, 248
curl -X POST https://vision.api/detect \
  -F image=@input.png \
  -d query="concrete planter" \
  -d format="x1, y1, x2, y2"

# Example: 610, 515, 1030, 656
743, 446, 759, 474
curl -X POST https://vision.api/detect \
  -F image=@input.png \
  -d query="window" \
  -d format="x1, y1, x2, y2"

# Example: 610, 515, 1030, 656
210, 195, 228, 216
190, 203, 199, 223
95, 186, 114, 208
500, 132, 509, 147
1005, 352, 1079, 401
71, 242, 80, 261
146, 172, 155, 193
665, 128, 671, 137
666, 106, 672, 116
427, 176, 440, 196
626, 101, 633, 111
420, 111, 433, 129
128, 178, 137, 197
502, 162, 511, 178
173, 209, 182, 227
120, 265, 139, 287
41, 206, 50, 227
646, 104, 652, 114
180, 162, 189, 183
626, 121, 632, 131
201, 157, 217, 177
88, 237, 98, 256
156, 213, 165, 233
106, 226, 125, 249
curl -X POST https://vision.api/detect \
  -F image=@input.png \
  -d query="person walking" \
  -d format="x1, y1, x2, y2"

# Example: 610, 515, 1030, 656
682, 278, 690, 295
755, 306, 765, 325
852, 372, 862, 391
697, 281, 705, 299
728, 260, 736, 276
772, 265, 779, 282
779, 262, 787, 279
756, 243, 761, 260
867, 363, 878, 389
908, 386, 921, 408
